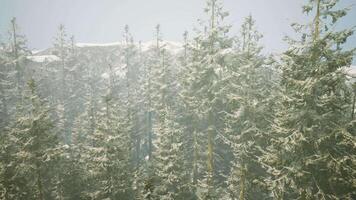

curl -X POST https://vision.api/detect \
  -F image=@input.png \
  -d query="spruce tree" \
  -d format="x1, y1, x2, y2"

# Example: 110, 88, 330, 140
52, 24, 82, 144
263, 0, 356, 199
87, 95, 132, 199
2, 79, 59, 199
151, 30, 192, 198
225, 15, 278, 200
0, 18, 29, 114
0, 19, 31, 200
139, 24, 164, 199
180, 0, 233, 198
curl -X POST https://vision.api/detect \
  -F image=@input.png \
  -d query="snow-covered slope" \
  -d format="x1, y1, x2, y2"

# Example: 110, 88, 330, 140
76, 42, 122, 47
140, 40, 183, 53
76, 40, 182, 53
29, 40, 183, 64
27, 55, 60, 63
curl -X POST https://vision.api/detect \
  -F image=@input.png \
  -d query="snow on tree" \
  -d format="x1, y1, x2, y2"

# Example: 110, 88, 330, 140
225, 15, 278, 200
0, 0, 355, 199
262, 0, 356, 199
178, 0, 234, 198
1, 79, 59, 199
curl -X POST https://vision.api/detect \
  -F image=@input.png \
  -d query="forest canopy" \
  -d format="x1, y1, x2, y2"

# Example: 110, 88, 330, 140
0, 0, 355, 199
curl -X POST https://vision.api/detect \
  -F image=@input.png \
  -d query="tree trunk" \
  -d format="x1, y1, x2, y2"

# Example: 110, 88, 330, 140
207, 114, 214, 194
207, 0, 216, 194
11, 18, 22, 101
352, 92, 355, 120
314, 0, 321, 41
239, 166, 246, 200
36, 164, 44, 200
192, 129, 198, 188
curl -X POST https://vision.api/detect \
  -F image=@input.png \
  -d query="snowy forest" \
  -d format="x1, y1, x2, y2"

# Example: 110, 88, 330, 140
0, 0, 355, 199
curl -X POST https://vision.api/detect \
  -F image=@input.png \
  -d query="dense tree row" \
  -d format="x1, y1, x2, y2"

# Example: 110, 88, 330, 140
0, 0, 355, 199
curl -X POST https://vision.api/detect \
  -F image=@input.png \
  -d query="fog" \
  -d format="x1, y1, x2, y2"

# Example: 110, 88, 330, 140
1, 0, 354, 55
0, 0, 355, 199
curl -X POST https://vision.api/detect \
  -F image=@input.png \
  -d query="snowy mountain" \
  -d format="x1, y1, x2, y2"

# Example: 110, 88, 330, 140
27, 55, 60, 63
28, 40, 183, 64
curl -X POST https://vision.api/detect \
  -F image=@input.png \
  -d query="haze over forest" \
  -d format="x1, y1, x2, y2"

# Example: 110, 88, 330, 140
0, 0, 355, 199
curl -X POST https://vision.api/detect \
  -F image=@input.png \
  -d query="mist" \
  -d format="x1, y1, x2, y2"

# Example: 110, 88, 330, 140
0, 0, 355, 199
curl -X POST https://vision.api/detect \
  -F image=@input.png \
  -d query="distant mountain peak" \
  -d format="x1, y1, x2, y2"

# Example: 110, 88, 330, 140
75, 40, 183, 52
29, 40, 183, 63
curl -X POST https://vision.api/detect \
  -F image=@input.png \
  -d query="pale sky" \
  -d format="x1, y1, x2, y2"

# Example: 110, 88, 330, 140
0, 0, 355, 61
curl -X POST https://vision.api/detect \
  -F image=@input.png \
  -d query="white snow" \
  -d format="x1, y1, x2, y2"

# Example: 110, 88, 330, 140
101, 66, 125, 79
141, 40, 183, 53
76, 40, 183, 53
161, 41, 183, 54
101, 72, 110, 79
220, 48, 234, 55
31, 49, 45, 54
344, 66, 356, 78
76, 42, 122, 47
27, 55, 60, 63
140, 40, 156, 51
114, 66, 125, 78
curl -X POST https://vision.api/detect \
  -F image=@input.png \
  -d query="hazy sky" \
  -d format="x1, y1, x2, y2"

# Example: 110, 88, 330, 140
0, 0, 355, 58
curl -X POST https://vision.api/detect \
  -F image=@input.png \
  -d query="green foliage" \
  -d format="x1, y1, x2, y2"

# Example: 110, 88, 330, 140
262, 0, 356, 199
0, 0, 355, 199
225, 15, 278, 200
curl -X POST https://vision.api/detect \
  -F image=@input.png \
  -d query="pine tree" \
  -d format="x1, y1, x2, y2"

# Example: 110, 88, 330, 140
71, 52, 103, 144
9, 18, 28, 99
176, 31, 202, 199
146, 24, 163, 163
225, 15, 277, 200
263, 0, 356, 199
51, 25, 85, 146
0, 18, 29, 116
53, 24, 69, 102
179, 0, 234, 198
0, 19, 32, 200
68, 50, 105, 199
0, 40, 11, 129
153, 107, 192, 199
1, 79, 59, 199
352, 82, 356, 120
178, 32, 202, 196
151, 28, 193, 198
137, 25, 165, 199
122, 25, 142, 168
87, 95, 132, 199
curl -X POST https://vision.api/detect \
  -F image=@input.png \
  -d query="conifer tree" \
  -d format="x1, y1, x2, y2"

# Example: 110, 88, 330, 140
263, 0, 356, 199
153, 107, 192, 199
122, 25, 142, 167
1, 79, 59, 199
225, 15, 277, 200
139, 24, 165, 199
0, 41, 10, 129
178, 33, 203, 195
0, 20, 31, 200
151, 29, 193, 198
180, 0, 233, 198
51, 25, 86, 147
0, 18, 29, 111
9, 18, 28, 99
87, 95, 132, 199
